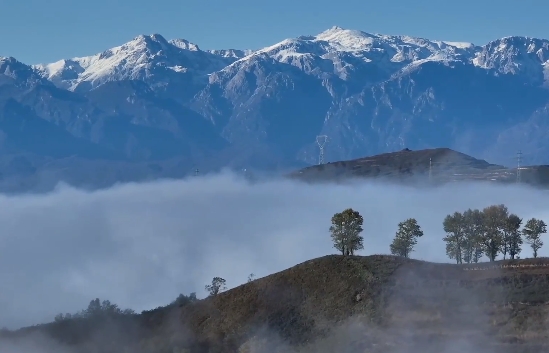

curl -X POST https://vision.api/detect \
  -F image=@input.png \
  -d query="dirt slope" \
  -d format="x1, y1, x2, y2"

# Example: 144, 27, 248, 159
5, 255, 549, 353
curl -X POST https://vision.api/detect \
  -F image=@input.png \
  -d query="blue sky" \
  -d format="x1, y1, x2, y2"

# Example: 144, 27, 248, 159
1, 0, 548, 64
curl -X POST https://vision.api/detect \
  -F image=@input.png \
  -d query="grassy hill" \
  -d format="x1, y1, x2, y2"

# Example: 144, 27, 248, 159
4, 255, 549, 352
289, 148, 549, 188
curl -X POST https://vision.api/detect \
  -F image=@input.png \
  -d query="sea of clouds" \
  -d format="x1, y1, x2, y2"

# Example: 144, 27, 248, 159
0, 172, 548, 329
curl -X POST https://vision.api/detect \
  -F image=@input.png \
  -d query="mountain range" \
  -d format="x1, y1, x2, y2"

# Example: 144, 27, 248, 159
2, 26, 549, 191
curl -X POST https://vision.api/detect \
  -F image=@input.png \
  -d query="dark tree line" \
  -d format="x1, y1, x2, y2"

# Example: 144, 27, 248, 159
329, 205, 547, 262
54, 298, 135, 322
171, 292, 198, 307
443, 204, 547, 263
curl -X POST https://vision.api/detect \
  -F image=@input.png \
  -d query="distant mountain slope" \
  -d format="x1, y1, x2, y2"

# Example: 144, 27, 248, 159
2, 27, 549, 191
290, 147, 549, 188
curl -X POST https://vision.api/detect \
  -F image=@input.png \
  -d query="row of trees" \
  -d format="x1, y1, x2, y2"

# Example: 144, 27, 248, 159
442, 204, 547, 263
54, 298, 135, 322
329, 205, 547, 262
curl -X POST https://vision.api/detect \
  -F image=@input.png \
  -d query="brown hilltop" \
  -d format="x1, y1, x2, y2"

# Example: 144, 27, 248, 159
5, 255, 549, 352
290, 147, 549, 187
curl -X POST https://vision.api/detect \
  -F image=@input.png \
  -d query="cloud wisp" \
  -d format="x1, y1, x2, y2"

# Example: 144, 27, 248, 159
0, 172, 548, 329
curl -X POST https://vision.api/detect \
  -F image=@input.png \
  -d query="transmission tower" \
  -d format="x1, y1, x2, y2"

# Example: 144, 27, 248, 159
429, 158, 432, 183
316, 135, 328, 165
516, 151, 522, 183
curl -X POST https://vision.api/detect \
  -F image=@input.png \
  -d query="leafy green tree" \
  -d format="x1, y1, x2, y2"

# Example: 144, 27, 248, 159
329, 208, 364, 256
205, 277, 226, 296
443, 212, 465, 264
482, 204, 508, 261
462, 209, 485, 263
504, 214, 523, 260
523, 218, 547, 258
390, 218, 423, 258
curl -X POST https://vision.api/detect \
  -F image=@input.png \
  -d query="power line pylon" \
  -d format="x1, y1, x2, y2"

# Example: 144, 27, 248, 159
516, 151, 522, 183
429, 158, 432, 183
316, 135, 328, 165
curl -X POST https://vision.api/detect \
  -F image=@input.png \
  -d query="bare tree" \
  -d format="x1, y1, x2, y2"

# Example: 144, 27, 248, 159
329, 208, 364, 256
523, 218, 547, 258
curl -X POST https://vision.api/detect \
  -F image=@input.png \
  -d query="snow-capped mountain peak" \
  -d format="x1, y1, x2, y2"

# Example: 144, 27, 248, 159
28, 27, 549, 96
34, 33, 177, 89
313, 26, 477, 56
4, 26, 549, 182
314, 26, 378, 51
33, 34, 246, 91
233, 26, 479, 84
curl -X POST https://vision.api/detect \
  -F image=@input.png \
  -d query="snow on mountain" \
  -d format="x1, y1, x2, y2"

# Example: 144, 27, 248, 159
210, 27, 549, 90
312, 26, 476, 59
3, 25, 549, 185
544, 62, 549, 86
231, 26, 479, 82
168, 38, 201, 51
31, 27, 549, 95
33, 34, 247, 92
473, 36, 549, 84
207, 48, 254, 59
1, 56, 52, 89
202, 26, 488, 119
168, 38, 252, 58
190, 27, 549, 167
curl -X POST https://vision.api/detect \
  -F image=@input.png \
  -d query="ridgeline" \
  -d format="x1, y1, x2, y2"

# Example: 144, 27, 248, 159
290, 148, 549, 188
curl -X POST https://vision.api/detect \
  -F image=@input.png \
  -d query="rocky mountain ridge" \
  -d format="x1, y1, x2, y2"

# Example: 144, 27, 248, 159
1, 27, 549, 191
